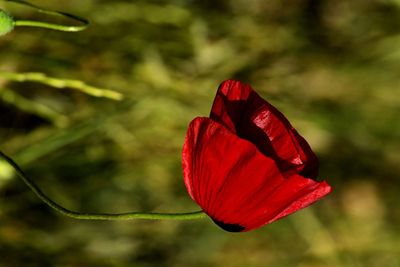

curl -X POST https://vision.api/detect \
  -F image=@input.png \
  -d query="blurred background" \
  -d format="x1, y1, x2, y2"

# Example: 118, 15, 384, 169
0, 0, 399, 266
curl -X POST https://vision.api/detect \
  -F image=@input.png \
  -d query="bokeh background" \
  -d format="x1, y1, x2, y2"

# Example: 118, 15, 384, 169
1, 0, 399, 266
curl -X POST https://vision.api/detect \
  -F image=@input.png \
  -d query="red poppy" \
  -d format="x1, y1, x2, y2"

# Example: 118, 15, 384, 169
182, 80, 332, 232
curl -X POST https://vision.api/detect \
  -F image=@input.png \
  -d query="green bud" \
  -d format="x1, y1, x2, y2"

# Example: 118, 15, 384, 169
0, 9, 15, 36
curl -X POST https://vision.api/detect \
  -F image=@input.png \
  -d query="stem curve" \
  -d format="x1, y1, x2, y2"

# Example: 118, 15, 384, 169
0, 151, 205, 220
7, 0, 89, 32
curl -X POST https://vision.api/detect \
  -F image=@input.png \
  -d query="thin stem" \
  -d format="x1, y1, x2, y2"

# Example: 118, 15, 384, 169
0, 151, 206, 220
6, 0, 89, 32
0, 72, 123, 101
14, 20, 86, 32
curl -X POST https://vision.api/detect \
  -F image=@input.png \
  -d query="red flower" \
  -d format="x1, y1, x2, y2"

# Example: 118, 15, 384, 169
182, 80, 332, 232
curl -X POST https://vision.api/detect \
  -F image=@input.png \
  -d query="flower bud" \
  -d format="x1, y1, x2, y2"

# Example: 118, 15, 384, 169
0, 9, 15, 36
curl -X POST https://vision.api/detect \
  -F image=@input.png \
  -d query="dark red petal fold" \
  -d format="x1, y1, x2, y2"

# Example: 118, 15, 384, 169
210, 80, 318, 179
182, 117, 331, 232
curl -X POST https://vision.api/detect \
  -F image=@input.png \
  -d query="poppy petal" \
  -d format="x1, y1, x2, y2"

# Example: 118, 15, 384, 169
243, 176, 332, 231
210, 80, 318, 179
182, 117, 330, 232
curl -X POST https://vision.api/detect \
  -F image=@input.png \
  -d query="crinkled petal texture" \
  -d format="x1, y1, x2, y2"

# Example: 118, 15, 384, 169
210, 80, 319, 179
183, 117, 331, 232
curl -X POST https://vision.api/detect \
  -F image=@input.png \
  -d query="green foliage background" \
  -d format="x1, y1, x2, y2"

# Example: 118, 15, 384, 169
0, 0, 399, 266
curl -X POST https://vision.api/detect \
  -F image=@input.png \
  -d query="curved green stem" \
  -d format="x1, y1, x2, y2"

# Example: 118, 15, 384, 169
14, 20, 87, 32
0, 150, 206, 220
7, 0, 89, 32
